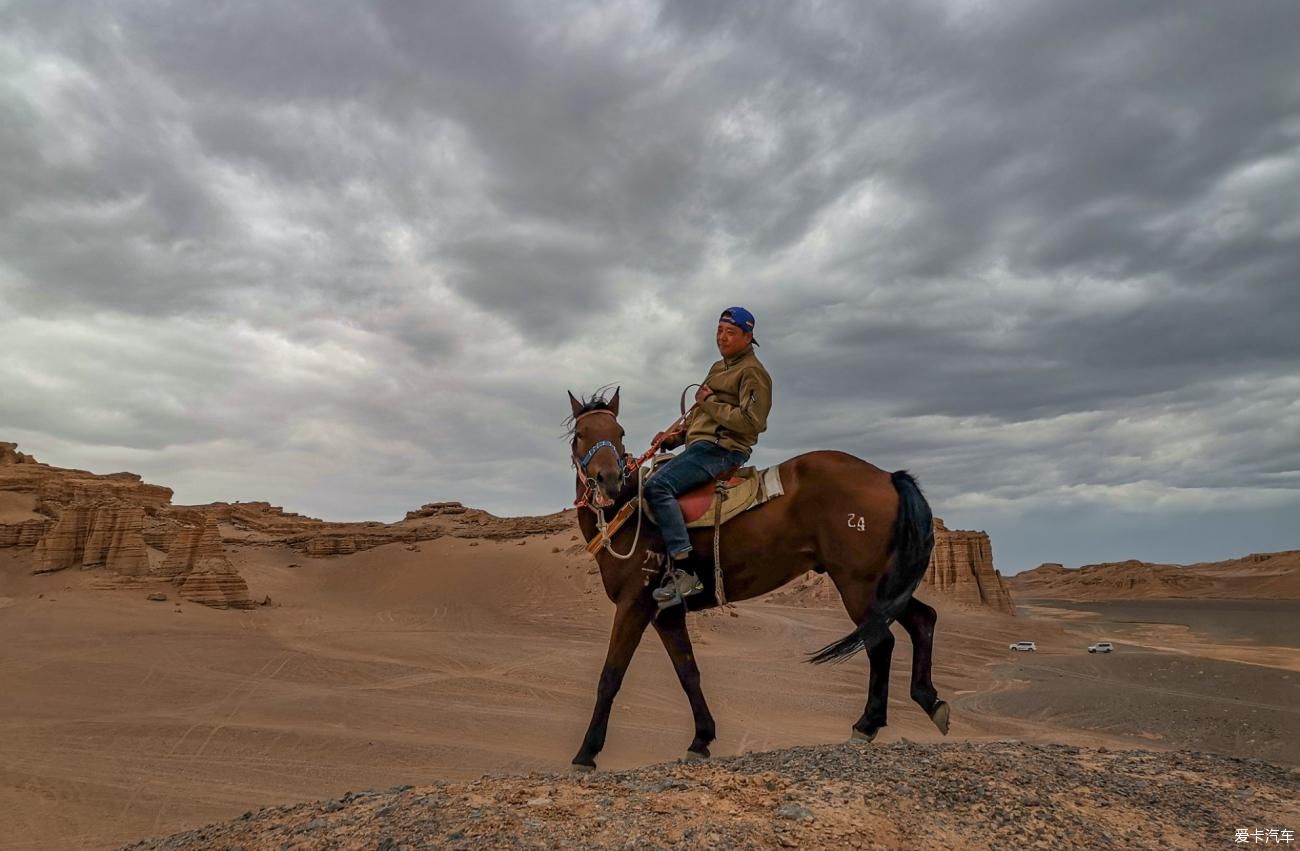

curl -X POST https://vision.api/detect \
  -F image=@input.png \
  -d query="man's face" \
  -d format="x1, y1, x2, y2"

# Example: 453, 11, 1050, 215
716, 322, 751, 357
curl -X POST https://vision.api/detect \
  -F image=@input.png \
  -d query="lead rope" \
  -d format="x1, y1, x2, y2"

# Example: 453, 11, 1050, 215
596, 467, 646, 560
712, 480, 727, 608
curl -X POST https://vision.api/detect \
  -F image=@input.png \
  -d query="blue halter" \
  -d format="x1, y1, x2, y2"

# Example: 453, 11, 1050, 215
572, 409, 628, 483
579, 439, 627, 478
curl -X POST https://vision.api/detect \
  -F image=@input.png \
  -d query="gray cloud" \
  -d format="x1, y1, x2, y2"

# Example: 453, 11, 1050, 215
2, 0, 1297, 571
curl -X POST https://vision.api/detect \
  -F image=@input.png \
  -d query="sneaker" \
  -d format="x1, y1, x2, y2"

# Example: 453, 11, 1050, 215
652, 569, 704, 606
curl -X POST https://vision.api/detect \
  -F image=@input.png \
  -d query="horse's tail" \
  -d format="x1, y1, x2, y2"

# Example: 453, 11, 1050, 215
809, 470, 934, 665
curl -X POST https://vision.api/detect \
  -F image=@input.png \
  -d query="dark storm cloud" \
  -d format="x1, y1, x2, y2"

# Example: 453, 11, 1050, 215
2, 0, 1297, 567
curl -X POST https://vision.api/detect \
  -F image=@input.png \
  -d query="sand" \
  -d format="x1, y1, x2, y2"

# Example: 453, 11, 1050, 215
0, 492, 40, 523
1, 539, 1297, 850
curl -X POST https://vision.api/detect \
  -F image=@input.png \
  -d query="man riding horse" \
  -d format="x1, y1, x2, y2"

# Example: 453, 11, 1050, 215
647, 306, 772, 606
565, 312, 948, 771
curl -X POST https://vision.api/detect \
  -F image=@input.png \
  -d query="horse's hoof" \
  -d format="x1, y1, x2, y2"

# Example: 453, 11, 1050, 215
930, 701, 950, 736
684, 749, 709, 762
850, 728, 878, 743
572, 762, 596, 773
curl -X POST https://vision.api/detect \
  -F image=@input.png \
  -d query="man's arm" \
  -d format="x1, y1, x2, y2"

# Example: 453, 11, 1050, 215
697, 368, 772, 441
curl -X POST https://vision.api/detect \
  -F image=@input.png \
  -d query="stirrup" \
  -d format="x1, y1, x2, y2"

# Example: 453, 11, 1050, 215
652, 569, 702, 608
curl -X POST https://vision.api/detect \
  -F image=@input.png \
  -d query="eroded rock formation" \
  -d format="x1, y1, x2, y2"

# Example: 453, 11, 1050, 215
0, 517, 49, 547
1009, 550, 1300, 600
405, 501, 469, 519
180, 498, 573, 556
30, 504, 95, 572
184, 501, 327, 538
162, 513, 254, 609
923, 519, 1016, 614
2, 443, 173, 574
1, 443, 252, 608
31, 501, 148, 576
0, 442, 37, 465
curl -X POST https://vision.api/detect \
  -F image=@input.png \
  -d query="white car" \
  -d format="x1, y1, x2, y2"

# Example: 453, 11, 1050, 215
1009, 641, 1037, 652
1088, 642, 1114, 654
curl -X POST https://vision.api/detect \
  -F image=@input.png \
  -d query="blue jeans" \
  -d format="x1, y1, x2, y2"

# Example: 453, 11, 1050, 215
644, 441, 750, 559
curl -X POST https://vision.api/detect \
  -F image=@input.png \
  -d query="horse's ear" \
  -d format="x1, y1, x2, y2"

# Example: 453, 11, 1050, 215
608, 387, 620, 416
568, 391, 583, 419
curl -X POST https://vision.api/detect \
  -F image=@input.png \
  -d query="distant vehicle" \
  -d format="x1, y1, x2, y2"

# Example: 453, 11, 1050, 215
1088, 642, 1114, 654
1009, 641, 1037, 652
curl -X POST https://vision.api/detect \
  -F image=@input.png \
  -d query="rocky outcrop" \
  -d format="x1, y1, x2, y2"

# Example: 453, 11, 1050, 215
178, 498, 573, 556
29, 499, 152, 576
162, 514, 254, 609
304, 535, 362, 556
182, 501, 327, 538
35, 474, 172, 514
1009, 550, 1300, 600
31, 504, 96, 572
119, 742, 1300, 851
82, 503, 149, 575
3, 444, 173, 567
404, 501, 469, 519
2, 443, 256, 609
0, 442, 37, 465
923, 518, 1015, 615
0, 518, 49, 547
1012, 559, 1218, 599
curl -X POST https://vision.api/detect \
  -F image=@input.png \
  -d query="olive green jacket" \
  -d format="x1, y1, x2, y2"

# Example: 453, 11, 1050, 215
671, 344, 772, 454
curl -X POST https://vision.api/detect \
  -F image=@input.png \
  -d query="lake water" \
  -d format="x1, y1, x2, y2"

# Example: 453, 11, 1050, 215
1020, 598, 1300, 648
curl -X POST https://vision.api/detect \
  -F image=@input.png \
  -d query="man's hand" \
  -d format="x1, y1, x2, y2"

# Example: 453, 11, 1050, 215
654, 425, 684, 444
694, 385, 714, 404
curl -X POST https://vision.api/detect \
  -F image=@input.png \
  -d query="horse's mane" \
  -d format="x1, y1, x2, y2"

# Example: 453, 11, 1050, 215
565, 386, 618, 435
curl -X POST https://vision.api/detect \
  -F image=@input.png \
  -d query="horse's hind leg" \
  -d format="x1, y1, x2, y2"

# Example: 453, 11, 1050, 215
897, 596, 949, 735
852, 629, 895, 742
652, 604, 716, 759
825, 572, 896, 742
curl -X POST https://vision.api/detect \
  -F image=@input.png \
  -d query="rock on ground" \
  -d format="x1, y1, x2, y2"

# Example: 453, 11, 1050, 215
121, 741, 1299, 850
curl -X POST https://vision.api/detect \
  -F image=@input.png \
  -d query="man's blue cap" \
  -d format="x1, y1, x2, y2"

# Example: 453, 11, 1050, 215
719, 306, 759, 345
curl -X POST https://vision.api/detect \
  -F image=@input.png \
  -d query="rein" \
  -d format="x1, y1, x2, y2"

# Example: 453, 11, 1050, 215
571, 402, 700, 559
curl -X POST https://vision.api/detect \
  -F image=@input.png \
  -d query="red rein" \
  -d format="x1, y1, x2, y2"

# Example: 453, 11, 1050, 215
573, 405, 697, 511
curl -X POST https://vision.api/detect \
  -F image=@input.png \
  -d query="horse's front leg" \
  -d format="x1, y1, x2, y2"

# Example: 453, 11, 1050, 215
572, 599, 654, 771
652, 604, 716, 759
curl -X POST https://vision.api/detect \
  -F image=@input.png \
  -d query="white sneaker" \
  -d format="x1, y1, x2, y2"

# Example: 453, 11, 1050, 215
652, 569, 703, 605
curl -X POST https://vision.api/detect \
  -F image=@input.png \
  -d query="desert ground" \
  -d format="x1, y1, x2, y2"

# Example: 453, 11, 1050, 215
1, 535, 1297, 850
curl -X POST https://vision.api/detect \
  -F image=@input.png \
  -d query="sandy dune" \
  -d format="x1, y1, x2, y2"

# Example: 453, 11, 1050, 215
2, 536, 1297, 850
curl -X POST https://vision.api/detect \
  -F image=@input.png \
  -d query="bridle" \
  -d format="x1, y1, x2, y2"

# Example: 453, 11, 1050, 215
570, 408, 647, 560
569, 396, 700, 560
570, 409, 628, 510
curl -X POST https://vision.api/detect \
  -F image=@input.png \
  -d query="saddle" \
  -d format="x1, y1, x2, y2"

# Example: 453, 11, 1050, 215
642, 460, 785, 529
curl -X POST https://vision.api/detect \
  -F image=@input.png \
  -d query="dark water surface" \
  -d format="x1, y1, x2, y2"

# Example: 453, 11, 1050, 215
1019, 598, 1300, 648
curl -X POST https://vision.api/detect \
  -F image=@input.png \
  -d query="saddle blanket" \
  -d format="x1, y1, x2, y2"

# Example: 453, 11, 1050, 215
642, 463, 785, 529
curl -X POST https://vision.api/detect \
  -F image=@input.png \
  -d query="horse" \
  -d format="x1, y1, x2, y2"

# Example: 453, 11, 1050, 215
566, 388, 949, 771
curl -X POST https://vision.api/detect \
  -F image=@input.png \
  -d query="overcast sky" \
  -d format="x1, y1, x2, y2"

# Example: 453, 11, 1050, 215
2, 1, 1297, 573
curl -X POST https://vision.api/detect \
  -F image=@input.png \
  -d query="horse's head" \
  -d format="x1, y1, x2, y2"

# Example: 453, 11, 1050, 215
568, 388, 627, 509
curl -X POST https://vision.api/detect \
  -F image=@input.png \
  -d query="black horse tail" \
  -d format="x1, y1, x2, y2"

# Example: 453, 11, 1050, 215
809, 470, 935, 665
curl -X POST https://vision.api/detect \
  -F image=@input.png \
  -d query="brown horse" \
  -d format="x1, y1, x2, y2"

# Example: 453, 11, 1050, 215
567, 388, 949, 770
